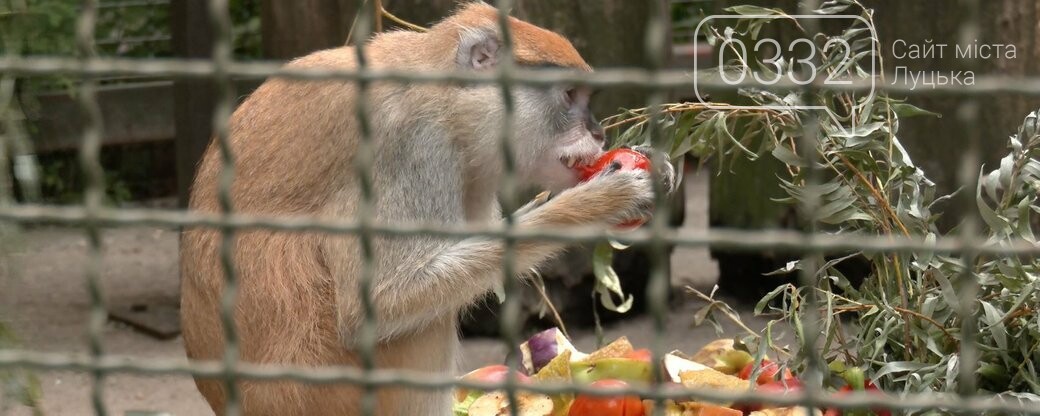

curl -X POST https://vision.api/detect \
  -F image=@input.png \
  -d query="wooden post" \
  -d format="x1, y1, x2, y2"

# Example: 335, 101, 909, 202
171, 0, 216, 208
261, 0, 361, 59
380, 0, 455, 28
513, 0, 671, 119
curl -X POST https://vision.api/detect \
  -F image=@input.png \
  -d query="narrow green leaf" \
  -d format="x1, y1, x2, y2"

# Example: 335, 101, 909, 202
977, 168, 1012, 233
724, 5, 781, 16
771, 144, 806, 167
891, 103, 942, 119
814, 4, 851, 14
980, 301, 1009, 351
874, 361, 928, 380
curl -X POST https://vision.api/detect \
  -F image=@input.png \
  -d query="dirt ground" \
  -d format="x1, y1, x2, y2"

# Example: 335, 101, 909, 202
0, 173, 774, 416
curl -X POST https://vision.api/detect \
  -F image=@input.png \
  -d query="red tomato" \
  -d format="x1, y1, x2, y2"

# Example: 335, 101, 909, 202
575, 149, 652, 228
576, 148, 652, 182
623, 349, 652, 362
732, 378, 803, 413
824, 383, 892, 416
738, 359, 794, 385
568, 379, 645, 416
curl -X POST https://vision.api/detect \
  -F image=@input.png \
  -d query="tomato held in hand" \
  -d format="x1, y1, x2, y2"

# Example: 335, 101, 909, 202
575, 148, 652, 228
576, 148, 652, 182
568, 379, 645, 416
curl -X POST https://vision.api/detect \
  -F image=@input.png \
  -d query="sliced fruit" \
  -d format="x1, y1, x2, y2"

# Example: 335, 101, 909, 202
646, 400, 742, 416
750, 407, 822, 416
533, 350, 573, 416
661, 401, 741, 416
454, 390, 485, 416
455, 365, 531, 402
572, 357, 652, 385
641, 399, 684, 416
467, 391, 555, 416
520, 328, 588, 374
689, 338, 736, 365
623, 348, 652, 362
712, 350, 754, 376
534, 350, 573, 382
580, 336, 635, 362
662, 352, 712, 383
677, 369, 750, 393
674, 365, 753, 409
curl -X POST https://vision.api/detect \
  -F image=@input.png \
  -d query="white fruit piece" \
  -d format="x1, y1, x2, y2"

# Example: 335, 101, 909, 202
466, 391, 554, 416
662, 352, 711, 383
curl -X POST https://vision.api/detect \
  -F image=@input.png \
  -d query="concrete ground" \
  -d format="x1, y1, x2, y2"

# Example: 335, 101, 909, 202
0, 172, 773, 416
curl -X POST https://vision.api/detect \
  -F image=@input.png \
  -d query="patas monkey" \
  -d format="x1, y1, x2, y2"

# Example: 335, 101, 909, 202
181, 2, 674, 415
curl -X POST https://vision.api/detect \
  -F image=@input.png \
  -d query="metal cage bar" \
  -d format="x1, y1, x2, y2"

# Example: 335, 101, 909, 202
489, 3, 525, 415
8, 56, 1040, 95
1, 1, 1038, 415
349, 1, 379, 415
953, 0, 984, 406
203, 0, 241, 414
794, 2, 827, 414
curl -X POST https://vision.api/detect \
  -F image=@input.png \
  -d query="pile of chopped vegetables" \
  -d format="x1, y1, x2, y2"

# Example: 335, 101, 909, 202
453, 328, 891, 416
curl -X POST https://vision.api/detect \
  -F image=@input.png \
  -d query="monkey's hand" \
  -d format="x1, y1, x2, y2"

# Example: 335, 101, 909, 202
518, 146, 675, 228
629, 145, 678, 195
520, 167, 655, 228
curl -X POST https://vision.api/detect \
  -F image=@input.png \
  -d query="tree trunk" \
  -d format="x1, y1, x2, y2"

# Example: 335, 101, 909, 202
261, 0, 360, 59
381, 0, 457, 29
513, 0, 671, 117
172, 0, 217, 207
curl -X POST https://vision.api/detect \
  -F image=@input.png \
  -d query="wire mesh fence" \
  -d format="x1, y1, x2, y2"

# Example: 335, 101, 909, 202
1, 0, 1039, 415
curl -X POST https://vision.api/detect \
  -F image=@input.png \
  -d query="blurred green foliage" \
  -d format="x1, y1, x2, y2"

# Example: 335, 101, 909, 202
2, 0, 262, 204
671, 0, 714, 44
2, 0, 262, 61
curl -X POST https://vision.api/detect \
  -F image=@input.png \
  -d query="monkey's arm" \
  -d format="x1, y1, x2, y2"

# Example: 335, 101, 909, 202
350, 170, 656, 341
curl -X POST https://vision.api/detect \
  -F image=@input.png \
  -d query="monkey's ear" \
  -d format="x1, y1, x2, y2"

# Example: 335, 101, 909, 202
457, 29, 500, 70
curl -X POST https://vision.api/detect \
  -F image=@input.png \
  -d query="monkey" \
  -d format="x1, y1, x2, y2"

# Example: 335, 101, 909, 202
180, 2, 675, 415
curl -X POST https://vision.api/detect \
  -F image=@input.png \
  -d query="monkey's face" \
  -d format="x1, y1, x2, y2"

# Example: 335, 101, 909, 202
513, 85, 606, 193
448, 25, 601, 193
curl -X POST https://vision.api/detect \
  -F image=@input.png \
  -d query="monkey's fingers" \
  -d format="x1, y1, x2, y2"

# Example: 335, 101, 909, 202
514, 190, 553, 217
629, 145, 678, 195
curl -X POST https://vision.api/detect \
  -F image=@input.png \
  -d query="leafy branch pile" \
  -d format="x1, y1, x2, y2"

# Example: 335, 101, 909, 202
602, 0, 1039, 410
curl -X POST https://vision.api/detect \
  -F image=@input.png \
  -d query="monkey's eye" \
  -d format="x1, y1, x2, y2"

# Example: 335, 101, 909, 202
565, 88, 579, 106
565, 87, 592, 108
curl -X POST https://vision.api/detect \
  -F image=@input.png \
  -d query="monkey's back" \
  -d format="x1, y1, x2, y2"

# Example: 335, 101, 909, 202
179, 28, 467, 412
180, 46, 370, 415
177, 4, 592, 413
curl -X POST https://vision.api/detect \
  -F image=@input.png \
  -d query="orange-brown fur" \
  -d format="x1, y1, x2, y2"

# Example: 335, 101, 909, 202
181, 3, 664, 415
